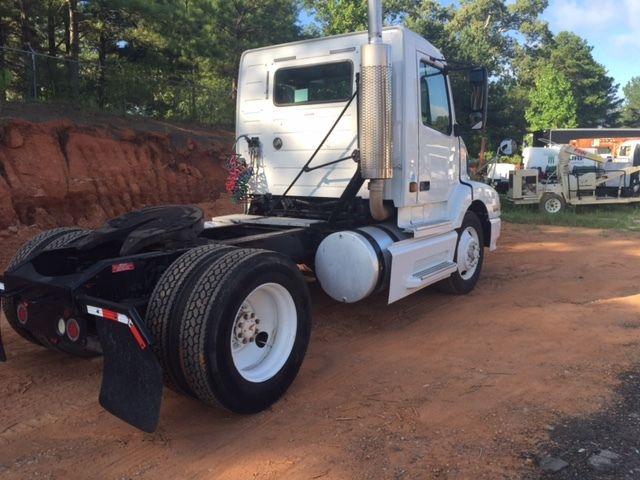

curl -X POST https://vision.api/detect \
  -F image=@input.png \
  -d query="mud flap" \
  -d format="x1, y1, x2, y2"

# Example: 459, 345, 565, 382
0, 320, 6, 362
96, 320, 163, 433
0, 281, 6, 362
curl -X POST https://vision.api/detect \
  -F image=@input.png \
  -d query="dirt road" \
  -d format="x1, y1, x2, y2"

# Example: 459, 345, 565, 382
1, 222, 640, 479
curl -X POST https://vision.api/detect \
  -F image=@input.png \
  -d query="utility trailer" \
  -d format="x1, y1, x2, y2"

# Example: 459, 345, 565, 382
0, 0, 501, 432
507, 144, 640, 214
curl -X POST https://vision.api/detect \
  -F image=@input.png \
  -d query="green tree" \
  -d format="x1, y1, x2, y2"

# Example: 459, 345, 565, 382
525, 65, 577, 130
621, 76, 640, 127
545, 32, 621, 126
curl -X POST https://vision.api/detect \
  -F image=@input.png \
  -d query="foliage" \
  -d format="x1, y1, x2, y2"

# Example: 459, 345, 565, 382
525, 65, 578, 131
621, 76, 640, 127
0, 0, 625, 137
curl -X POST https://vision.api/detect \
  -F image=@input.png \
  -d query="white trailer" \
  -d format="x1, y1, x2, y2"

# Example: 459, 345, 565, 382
0, 0, 501, 432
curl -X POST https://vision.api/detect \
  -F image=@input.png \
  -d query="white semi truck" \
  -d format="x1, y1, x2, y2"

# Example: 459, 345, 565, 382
0, 0, 501, 432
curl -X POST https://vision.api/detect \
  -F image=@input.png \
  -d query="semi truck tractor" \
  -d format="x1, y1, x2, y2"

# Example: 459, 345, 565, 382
0, 0, 501, 432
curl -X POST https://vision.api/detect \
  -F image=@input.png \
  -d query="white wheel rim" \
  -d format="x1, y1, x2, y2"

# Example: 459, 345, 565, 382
545, 198, 561, 213
230, 282, 297, 383
457, 226, 480, 280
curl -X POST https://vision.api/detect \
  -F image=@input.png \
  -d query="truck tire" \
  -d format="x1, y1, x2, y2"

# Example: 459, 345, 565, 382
177, 248, 312, 413
539, 193, 565, 214
3, 227, 86, 347
437, 211, 484, 295
146, 243, 234, 396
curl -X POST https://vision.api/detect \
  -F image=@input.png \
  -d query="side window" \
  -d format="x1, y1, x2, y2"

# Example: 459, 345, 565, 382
419, 61, 451, 135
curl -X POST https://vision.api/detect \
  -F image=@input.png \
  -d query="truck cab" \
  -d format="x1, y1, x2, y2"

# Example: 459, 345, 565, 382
232, 26, 501, 302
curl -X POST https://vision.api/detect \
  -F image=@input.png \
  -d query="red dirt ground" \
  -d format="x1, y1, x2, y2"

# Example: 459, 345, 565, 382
1, 222, 640, 479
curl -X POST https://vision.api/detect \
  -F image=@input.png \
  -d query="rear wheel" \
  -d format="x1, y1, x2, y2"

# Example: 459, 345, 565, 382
3, 228, 86, 347
177, 248, 312, 413
146, 243, 234, 396
539, 193, 565, 214
438, 211, 484, 295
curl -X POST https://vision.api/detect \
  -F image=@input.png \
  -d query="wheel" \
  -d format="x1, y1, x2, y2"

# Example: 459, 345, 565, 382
177, 248, 311, 413
3, 228, 85, 347
438, 211, 484, 295
539, 193, 565, 214
146, 243, 234, 396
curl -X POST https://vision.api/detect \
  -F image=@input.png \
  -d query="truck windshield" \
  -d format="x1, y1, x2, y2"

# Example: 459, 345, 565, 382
274, 61, 352, 106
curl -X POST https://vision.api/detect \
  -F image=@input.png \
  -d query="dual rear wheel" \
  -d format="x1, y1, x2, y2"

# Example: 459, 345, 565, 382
146, 245, 311, 413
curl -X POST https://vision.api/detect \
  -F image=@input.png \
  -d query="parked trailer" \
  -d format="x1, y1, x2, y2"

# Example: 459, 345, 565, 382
0, 0, 501, 432
508, 144, 640, 214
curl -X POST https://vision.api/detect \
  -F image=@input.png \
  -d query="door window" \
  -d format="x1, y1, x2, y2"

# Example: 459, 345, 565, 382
419, 61, 451, 135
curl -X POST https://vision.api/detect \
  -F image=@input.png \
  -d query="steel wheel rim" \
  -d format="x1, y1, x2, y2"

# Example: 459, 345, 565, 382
457, 226, 480, 280
545, 197, 561, 213
230, 282, 297, 383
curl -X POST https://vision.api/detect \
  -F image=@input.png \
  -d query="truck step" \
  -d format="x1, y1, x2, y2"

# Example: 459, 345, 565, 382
406, 261, 457, 288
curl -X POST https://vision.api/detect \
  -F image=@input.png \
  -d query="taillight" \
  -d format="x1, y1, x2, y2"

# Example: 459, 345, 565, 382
16, 302, 28, 325
66, 318, 80, 342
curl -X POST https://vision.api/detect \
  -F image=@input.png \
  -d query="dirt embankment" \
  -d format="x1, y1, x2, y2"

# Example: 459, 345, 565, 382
0, 117, 233, 230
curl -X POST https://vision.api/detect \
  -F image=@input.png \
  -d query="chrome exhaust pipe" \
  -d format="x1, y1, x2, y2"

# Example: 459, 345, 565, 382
360, 0, 393, 221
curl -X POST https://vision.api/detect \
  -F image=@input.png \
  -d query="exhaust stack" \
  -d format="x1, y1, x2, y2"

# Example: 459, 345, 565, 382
360, 0, 393, 221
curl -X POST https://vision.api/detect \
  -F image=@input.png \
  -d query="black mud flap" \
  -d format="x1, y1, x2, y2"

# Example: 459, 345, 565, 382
0, 320, 6, 362
96, 320, 163, 433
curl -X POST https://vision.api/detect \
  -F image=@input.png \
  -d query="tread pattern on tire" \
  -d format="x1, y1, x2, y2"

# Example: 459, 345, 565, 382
3, 227, 84, 346
179, 248, 263, 406
6, 227, 81, 270
145, 243, 234, 394
43, 230, 89, 251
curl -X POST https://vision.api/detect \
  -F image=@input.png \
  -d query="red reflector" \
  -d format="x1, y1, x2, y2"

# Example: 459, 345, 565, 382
16, 302, 28, 325
129, 324, 148, 350
112, 262, 135, 273
101, 309, 119, 321
66, 318, 80, 342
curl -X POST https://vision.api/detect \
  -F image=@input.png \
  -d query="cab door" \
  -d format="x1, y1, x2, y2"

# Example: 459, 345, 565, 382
416, 54, 457, 204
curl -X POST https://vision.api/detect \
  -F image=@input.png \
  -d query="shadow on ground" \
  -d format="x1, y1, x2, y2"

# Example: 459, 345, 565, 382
530, 366, 640, 479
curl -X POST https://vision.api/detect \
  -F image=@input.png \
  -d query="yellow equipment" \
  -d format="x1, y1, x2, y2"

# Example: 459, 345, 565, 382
507, 144, 640, 214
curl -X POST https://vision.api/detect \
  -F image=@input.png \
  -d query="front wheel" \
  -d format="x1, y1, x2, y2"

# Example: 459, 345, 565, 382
177, 248, 312, 413
437, 211, 484, 295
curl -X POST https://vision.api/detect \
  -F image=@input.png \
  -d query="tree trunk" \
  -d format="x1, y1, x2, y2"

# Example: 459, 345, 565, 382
19, 0, 36, 98
47, 2, 56, 56
0, 20, 7, 103
63, 5, 70, 55
46, 1, 56, 96
97, 31, 107, 109
68, 0, 79, 96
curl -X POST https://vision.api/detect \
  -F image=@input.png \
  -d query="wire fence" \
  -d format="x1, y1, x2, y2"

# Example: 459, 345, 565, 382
0, 46, 234, 127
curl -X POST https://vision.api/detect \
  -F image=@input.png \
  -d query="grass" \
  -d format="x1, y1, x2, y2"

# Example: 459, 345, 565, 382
500, 195, 640, 231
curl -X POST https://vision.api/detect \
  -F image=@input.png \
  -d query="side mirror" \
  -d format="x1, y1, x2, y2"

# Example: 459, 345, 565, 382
469, 67, 488, 131
498, 139, 517, 156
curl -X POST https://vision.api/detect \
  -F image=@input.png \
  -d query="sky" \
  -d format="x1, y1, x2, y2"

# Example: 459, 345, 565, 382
542, 0, 640, 96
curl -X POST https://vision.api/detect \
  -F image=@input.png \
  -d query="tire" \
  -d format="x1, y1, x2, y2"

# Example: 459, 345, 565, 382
146, 243, 234, 396
177, 248, 312, 413
437, 211, 484, 295
539, 193, 565, 214
3, 227, 84, 347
